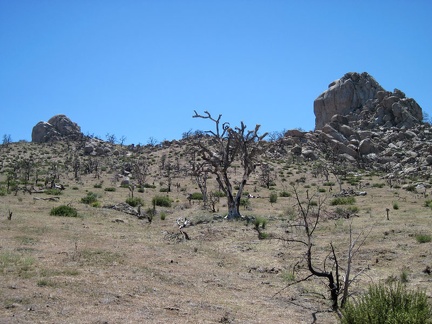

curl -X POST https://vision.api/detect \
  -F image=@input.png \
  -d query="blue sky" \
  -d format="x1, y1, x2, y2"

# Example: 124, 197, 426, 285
1, 1, 431, 145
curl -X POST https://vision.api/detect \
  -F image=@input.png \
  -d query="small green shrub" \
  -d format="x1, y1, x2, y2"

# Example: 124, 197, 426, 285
159, 188, 169, 192
240, 197, 251, 209
104, 187, 116, 192
126, 197, 144, 207
160, 212, 167, 220
0, 186, 7, 196
152, 195, 172, 207
45, 188, 63, 195
93, 183, 102, 188
347, 206, 359, 213
50, 205, 79, 217
341, 282, 432, 324
258, 232, 269, 239
269, 192, 278, 204
424, 199, 432, 208
212, 191, 225, 198
393, 202, 399, 210
318, 188, 326, 193
281, 271, 295, 282
415, 233, 432, 243
323, 181, 335, 186
405, 185, 416, 192
190, 192, 203, 200
279, 191, 291, 197
143, 183, 156, 189
400, 269, 409, 283
91, 201, 101, 208
372, 183, 385, 188
81, 192, 98, 204
253, 216, 268, 229
37, 279, 57, 287
331, 197, 356, 206
347, 177, 361, 186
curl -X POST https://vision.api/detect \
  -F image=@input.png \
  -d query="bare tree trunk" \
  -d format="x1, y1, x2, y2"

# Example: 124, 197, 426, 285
227, 195, 241, 219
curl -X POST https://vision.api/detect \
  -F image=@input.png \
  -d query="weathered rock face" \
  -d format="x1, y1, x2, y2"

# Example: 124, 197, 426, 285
314, 72, 423, 130
32, 115, 82, 143
314, 72, 384, 129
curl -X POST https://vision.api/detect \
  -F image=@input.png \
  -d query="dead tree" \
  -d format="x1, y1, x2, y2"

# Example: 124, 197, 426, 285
165, 161, 173, 192
188, 150, 210, 209
259, 163, 275, 189
313, 139, 352, 192
132, 157, 149, 188
192, 110, 267, 219
275, 186, 370, 313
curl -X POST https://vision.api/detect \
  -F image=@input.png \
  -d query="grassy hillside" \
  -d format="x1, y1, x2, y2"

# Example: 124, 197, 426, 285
0, 140, 431, 323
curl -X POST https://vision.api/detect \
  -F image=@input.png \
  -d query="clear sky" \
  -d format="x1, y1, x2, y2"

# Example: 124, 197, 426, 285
1, 0, 431, 145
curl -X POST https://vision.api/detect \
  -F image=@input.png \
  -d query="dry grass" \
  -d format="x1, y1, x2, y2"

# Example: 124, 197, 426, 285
0, 141, 431, 323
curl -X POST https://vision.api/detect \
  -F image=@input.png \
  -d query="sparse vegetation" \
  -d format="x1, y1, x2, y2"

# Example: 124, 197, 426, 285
81, 192, 98, 205
415, 233, 432, 243
1, 119, 432, 323
125, 197, 144, 207
331, 196, 356, 206
279, 191, 291, 197
0, 251, 35, 277
50, 205, 79, 217
269, 192, 278, 204
152, 195, 172, 207
0, 186, 7, 196
45, 188, 63, 195
253, 216, 268, 230
189, 192, 203, 200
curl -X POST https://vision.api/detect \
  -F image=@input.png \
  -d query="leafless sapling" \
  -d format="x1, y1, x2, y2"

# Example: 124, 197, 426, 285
275, 186, 370, 313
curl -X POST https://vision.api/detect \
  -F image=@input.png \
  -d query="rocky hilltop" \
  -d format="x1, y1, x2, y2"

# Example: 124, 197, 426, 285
32, 114, 83, 143
275, 72, 430, 179
314, 72, 423, 130
29, 73, 430, 180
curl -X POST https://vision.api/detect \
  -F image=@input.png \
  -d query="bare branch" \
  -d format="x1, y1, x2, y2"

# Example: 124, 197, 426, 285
272, 273, 315, 298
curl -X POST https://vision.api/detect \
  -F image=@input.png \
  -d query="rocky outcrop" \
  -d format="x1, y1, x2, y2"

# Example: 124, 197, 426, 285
83, 138, 113, 156
314, 72, 423, 130
314, 72, 384, 129
265, 72, 431, 182
32, 115, 82, 143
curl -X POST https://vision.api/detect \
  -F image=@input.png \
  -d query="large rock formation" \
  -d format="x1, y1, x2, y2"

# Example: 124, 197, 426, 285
263, 72, 431, 183
314, 72, 423, 130
32, 114, 82, 143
